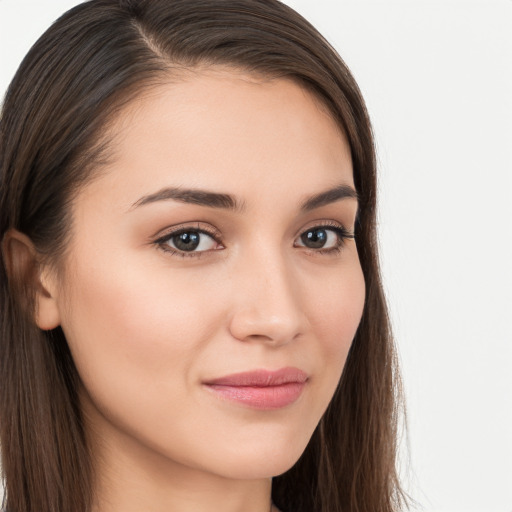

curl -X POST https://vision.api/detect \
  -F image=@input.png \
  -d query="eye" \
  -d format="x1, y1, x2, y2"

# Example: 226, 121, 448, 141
155, 225, 222, 257
294, 223, 354, 254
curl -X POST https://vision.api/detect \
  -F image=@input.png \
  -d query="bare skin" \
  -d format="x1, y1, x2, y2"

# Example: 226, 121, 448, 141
32, 68, 365, 512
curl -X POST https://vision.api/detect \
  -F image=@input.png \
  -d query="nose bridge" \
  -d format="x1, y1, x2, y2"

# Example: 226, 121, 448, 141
227, 241, 306, 345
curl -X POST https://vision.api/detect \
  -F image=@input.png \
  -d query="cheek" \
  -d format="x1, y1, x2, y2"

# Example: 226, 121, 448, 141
304, 256, 365, 408
58, 250, 220, 409
58, 252, 235, 470
311, 258, 365, 354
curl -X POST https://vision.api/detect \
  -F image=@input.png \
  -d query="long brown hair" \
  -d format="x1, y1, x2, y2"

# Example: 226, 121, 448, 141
0, 1, 406, 511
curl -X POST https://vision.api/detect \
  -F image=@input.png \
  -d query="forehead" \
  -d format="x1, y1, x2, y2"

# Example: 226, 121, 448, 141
78, 68, 353, 214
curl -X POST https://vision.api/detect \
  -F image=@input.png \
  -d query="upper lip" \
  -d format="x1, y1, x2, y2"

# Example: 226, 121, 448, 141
203, 367, 308, 387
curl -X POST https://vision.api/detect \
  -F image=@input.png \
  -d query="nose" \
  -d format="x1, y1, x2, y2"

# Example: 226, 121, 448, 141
227, 247, 307, 346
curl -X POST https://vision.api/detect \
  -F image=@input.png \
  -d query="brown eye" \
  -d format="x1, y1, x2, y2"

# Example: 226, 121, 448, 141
294, 223, 354, 254
159, 229, 219, 253
172, 231, 201, 251
300, 228, 330, 248
298, 227, 340, 249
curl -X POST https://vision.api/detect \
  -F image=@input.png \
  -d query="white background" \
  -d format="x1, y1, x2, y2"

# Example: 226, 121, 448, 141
1, 1, 511, 511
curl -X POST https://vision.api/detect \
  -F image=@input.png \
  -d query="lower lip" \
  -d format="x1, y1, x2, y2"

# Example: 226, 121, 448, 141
204, 382, 305, 410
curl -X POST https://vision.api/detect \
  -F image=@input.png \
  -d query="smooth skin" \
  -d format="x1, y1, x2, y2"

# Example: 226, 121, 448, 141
31, 68, 365, 512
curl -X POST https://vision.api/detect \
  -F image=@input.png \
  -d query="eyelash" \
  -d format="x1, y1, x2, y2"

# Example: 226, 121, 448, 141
153, 221, 355, 259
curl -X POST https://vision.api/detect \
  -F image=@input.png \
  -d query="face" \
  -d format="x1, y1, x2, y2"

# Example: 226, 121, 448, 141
48, 68, 365, 481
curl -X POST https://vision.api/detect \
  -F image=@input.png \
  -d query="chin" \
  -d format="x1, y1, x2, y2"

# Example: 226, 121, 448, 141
205, 437, 310, 480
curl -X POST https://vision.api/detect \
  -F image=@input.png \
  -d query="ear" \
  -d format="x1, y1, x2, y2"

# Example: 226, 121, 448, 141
2, 229, 61, 330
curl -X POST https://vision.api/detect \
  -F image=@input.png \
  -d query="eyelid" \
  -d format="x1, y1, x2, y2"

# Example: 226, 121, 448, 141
293, 220, 354, 254
154, 222, 222, 243
153, 222, 223, 258
294, 219, 354, 239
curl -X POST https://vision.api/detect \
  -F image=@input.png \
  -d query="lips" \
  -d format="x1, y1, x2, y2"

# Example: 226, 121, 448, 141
203, 367, 308, 409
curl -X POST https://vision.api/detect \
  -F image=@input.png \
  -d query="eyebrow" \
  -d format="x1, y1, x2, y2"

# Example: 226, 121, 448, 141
130, 187, 246, 213
129, 184, 358, 213
299, 184, 358, 212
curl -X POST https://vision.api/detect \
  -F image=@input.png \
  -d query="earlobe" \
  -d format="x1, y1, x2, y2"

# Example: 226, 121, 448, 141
2, 229, 61, 330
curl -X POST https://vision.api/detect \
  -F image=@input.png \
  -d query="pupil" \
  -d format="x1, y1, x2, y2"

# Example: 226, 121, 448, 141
302, 229, 327, 248
174, 231, 200, 251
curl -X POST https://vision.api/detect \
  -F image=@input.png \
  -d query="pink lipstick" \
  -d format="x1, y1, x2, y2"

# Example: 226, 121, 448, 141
203, 367, 308, 410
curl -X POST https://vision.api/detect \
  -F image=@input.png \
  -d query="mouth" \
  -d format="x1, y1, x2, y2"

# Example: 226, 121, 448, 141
202, 367, 308, 410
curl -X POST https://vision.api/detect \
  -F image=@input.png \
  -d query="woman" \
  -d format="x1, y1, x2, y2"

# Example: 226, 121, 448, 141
0, 1, 406, 511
